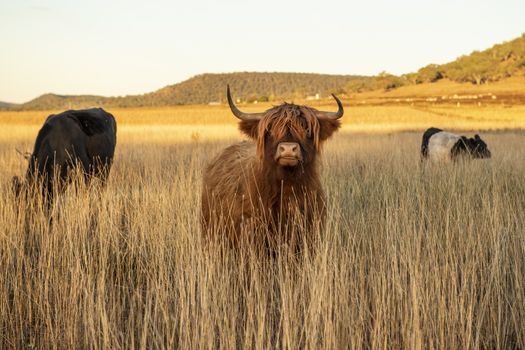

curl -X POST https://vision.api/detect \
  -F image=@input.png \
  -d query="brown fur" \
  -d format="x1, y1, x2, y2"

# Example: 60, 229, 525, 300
201, 103, 341, 250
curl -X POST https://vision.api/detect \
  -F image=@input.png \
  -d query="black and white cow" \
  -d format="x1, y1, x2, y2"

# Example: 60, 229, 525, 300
421, 127, 491, 161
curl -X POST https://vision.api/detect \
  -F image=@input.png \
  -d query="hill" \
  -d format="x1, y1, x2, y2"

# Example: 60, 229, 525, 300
407, 33, 525, 85
146, 72, 365, 105
16, 72, 367, 110
0, 101, 17, 110
345, 34, 525, 94
20, 93, 108, 111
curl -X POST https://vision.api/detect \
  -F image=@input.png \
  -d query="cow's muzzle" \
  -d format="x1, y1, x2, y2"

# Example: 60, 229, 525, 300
275, 142, 302, 167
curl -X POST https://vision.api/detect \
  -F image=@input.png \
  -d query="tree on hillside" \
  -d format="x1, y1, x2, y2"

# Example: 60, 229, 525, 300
415, 64, 443, 84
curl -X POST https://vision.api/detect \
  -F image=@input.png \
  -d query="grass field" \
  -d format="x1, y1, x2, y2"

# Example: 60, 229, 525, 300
353, 77, 525, 105
1, 105, 524, 348
1, 103, 525, 145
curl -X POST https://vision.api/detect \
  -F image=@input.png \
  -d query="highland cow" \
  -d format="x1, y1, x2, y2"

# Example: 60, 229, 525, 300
201, 86, 343, 250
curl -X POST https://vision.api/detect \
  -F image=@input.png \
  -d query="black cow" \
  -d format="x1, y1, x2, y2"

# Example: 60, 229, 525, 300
421, 127, 491, 161
13, 108, 117, 199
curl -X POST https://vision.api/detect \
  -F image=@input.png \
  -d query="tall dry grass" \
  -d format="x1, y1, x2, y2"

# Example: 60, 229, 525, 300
1, 109, 525, 348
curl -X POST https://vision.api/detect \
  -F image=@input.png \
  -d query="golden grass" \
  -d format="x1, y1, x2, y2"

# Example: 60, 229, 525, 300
1, 106, 525, 348
1, 103, 525, 146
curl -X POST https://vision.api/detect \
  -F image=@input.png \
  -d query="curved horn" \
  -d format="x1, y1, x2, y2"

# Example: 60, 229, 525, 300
316, 94, 344, 120
227, 85, 264, 121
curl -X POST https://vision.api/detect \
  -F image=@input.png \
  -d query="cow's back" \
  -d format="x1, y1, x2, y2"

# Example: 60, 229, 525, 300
427, 131, 461, 161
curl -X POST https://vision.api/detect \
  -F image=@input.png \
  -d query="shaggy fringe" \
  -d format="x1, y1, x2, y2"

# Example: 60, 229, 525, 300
256, 104, 321, 161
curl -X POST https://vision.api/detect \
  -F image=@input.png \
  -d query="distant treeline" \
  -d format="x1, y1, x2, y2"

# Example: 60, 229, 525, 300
6, 34, 525, 110
15, 73, 367, 111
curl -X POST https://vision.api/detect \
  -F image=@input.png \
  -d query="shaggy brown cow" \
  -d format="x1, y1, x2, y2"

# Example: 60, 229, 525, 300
201, 86, 343, 250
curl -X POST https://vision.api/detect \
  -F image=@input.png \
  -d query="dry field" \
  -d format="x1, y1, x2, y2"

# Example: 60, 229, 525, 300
1, 106, 525, 348
353, 77, 525, 105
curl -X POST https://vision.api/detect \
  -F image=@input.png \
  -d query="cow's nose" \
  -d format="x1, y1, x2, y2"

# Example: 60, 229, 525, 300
276, 142, 301, 166
278, 142, 300, 157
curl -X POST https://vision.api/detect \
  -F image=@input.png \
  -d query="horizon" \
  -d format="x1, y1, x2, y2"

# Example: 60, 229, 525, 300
1, 0, 524, 103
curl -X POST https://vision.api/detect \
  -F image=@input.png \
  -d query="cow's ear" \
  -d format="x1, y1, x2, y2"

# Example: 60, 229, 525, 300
238, 120, 260, 139
318, 118, 341, 141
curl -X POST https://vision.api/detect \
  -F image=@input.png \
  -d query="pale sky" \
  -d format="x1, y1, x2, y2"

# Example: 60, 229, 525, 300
0, 0, 523, 103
